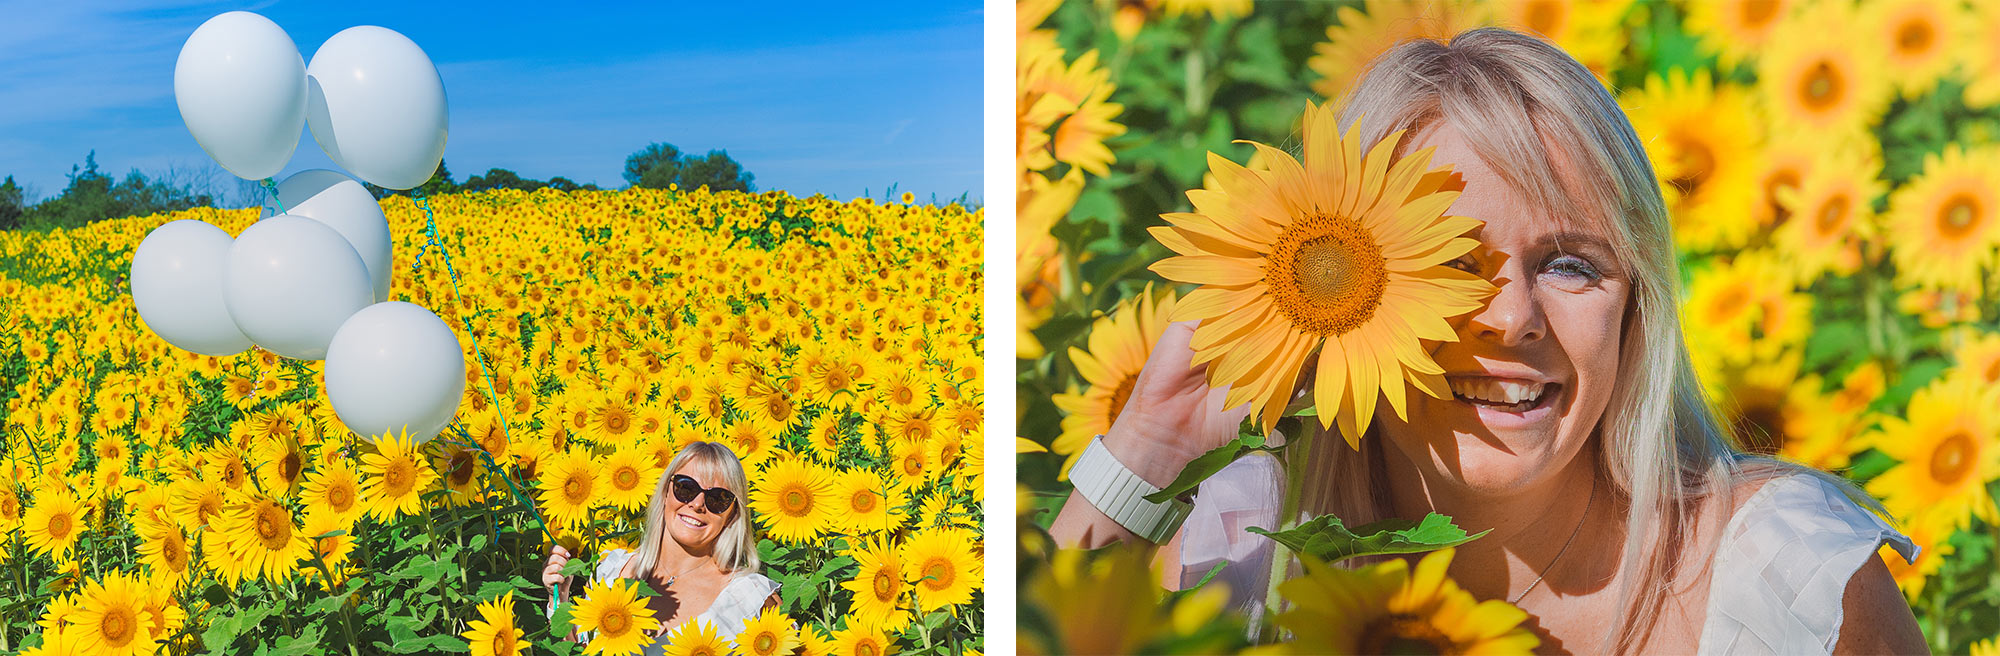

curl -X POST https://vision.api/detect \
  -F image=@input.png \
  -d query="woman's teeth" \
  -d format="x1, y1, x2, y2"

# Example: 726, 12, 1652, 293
1449, 378, 1551, 412
679, 515, 704, 528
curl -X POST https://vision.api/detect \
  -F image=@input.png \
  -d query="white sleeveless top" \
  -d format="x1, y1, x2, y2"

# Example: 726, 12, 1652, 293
562, 549, 780, 655
1178, 454, 1919, 653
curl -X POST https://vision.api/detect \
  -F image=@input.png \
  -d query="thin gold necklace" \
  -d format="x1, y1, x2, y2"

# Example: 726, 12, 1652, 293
1512, 474, 1596, 606
652, 555, 717, 588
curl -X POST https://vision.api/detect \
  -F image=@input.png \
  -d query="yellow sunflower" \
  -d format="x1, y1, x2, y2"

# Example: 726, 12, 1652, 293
830, 619, 898, 656
433, 442, 488, 508
254, 436, 309, 499
359, 429, 439, 521
833, 468, 904, 536
216, 494, 309, 584
1308, 0, 1492, 99
899, 526, 982, 613
537, 449, 602, 531
570, 578, 660, 656
1954, 332, 2000, 385
69, 571, 155, 656
1051, 285, 1178, 478
1959, 1, 2000, 108
462, 591, 529, 656
1684, 0, 1796, 70
23, 487, 86, 563
1773, 145, 1883, 284
1758, 1, 1888, 145
1622, 69, 1762, 252
597, 447, 663, 512
300, 508, 357, 587
135, 524, 192, 591
299, 460, 366, 525
722, 420, 774, 470
749, 456, 836, 543
843, 536, 913, 630
1150, 101, 1496, 443
167, 479, 226, 534
660, 618, 731, 656
733, 607, 801, 656
1273, 548, 1538, 655
1865, 371, 2000, 533
1884, 144, 2000, 293
1865, 0, 1965, 100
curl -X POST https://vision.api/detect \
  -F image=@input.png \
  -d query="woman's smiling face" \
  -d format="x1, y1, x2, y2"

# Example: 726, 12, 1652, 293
664, 462, 734, 551
1376, 121, 1631, 493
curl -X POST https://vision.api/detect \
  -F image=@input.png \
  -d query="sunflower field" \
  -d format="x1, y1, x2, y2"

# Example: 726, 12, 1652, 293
0, 186, 985, 654
1016, 0, 2000, 653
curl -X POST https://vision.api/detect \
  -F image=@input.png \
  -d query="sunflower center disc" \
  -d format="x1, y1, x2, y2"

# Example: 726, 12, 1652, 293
853, 491, 876, 512
1670, 136, 1716, 196
757, 634, 776, 653
874, 571, 895, 597
1358, 614, 1452, 655
104, 611, 130, 642
1941, 196, 1979, 236
50, 515, 68, 536
1802, 61, 1842, 111
1525, 0, 1559, 34
926, 561, 952, 588
565, 477, 586, 500
492, 636, 511, 654
330, 487, 350, 508
1986, 358, 2000, 383
1816, 194, 1850, 234
1897, 21, 1932, 53
1271, 215, 1386, 336
1743, 0, 1777, 25
786, 490, 809, 513
259, 513, 280, 539
602, 612, 627, 634
1930, 433, 1974, 484
616, 469, 636, 488
1108, 374, 1138, 423
858, 643, 879, 656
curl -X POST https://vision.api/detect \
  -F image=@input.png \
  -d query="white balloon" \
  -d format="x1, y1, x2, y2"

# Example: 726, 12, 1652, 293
130, 220, 253, 356
306, 26, 448, 190
273, 169, 393, 302
224, 215, 374, 360
324, 301, 464, 443
174, 11, 306, 180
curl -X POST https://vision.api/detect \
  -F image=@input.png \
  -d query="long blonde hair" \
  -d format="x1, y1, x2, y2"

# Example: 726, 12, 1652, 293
630, 441, 760, 577
1297, 27, 1877, 653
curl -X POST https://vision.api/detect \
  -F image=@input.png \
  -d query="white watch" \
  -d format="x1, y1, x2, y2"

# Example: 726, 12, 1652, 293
1071, 435, 1193, 544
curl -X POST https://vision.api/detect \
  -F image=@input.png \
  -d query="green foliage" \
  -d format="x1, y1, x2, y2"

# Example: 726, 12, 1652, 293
10, 151, 215, 232
623, 142, 755, 192
1247, 513, 1490, 565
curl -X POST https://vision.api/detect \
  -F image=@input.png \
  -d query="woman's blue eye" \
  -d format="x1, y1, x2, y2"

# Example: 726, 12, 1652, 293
1546, 254, 1601, 281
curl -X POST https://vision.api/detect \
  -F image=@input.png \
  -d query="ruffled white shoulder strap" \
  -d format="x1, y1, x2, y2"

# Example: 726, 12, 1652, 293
1697, 474, 1918, 655
700, 572, 781, 641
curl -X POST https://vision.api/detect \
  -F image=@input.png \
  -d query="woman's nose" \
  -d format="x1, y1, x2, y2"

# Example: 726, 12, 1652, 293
1465, 275, 1546, 346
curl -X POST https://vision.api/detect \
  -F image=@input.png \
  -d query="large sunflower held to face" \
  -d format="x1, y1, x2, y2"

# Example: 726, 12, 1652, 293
1149, 101, 1496, 444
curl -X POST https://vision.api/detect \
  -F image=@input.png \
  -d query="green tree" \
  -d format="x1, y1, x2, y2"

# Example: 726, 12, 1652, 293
462, 167, 542, 192
0, 176, 23, 231
623, 142, 754, 192
19, 151, 212, 231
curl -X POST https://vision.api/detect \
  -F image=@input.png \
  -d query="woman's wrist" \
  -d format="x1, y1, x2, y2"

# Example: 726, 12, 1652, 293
1101, 420, 1200, 489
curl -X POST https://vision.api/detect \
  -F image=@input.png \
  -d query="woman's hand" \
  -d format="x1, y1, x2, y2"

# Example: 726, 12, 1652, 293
1099, 320, 1257, 488
1049, 319, 1256, 551
543, 544, 571, 591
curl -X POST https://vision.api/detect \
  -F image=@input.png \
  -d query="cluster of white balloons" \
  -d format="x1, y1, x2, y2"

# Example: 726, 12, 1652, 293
129, 11, 467, 444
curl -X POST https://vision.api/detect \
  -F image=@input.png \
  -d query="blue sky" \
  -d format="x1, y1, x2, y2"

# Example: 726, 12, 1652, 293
0, 1, 983, 205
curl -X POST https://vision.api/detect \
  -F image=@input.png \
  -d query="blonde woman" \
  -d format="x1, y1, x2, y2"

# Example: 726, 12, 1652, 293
543, 441, 778, 652
1051, 28, 1925, 654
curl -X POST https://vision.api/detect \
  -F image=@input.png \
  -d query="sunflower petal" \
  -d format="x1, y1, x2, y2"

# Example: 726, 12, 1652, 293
1176, 285, 1266, 321
1151, 255, 1265, 286
1314, 338, 1349, 433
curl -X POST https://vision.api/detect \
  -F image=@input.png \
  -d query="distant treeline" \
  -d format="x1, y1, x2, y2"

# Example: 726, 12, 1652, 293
0, 142, 753, 232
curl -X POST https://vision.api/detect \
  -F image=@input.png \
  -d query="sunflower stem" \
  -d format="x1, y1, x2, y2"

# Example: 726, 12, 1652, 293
1258, 420, 1312, 644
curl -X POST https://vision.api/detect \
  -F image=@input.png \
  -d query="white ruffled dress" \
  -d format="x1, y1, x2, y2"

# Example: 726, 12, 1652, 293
1178, 454, 1919, 654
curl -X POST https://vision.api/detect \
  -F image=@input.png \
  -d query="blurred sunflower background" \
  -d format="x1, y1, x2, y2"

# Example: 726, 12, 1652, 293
0, 186, 984, 654
1016, 0, 2000, 652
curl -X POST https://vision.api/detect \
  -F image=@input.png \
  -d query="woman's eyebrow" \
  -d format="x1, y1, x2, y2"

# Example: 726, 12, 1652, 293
1543, 231, 1613, 254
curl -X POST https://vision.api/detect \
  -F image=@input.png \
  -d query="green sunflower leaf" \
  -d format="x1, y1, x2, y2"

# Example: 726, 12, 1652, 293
1246, 512, 1488, 564
1142, 433, 1272, 504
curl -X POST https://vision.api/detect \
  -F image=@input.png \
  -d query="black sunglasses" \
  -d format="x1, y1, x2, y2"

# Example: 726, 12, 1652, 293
669, 474, 736, 514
